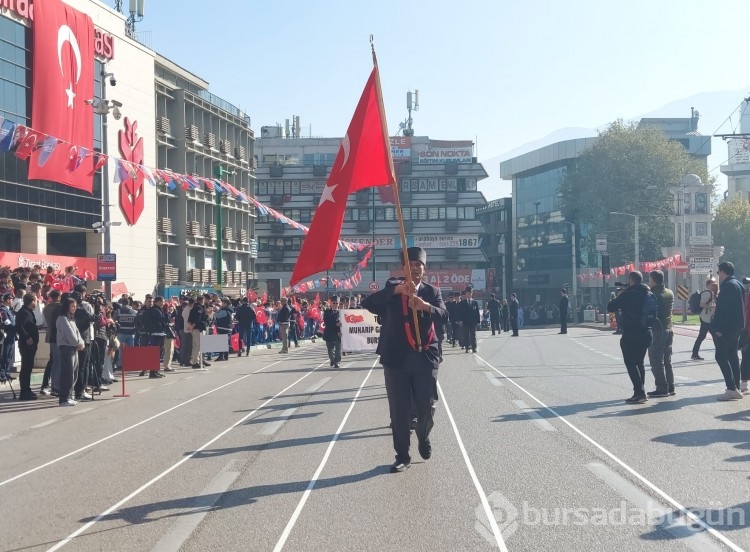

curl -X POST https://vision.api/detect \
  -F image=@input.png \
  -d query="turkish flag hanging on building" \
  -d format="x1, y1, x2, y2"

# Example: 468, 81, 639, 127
290, 66, 396, 286
28, 0, 95, 193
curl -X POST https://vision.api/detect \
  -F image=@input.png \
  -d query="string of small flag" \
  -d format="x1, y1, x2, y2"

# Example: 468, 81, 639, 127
577, 254, 683, 281
281, 267, 364, 297
0, 116, 368, 253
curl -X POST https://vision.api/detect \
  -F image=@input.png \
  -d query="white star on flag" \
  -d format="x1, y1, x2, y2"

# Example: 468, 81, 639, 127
319, 183, 337, 206
65, 84, 76, 108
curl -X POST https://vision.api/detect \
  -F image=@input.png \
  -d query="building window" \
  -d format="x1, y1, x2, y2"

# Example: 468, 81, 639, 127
696, 222, 708, 236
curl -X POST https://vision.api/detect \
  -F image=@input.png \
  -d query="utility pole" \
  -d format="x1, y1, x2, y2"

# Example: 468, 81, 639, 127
214, 165, 233, 295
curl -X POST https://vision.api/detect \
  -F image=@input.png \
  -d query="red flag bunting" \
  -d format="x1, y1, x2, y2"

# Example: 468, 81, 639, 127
290, 66, 396, 286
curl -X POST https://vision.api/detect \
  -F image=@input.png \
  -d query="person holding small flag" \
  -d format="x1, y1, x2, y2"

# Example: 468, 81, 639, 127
362, 247, 448, 473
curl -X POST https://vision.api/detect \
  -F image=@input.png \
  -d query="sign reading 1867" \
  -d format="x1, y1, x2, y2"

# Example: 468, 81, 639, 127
96, 254, 117, 281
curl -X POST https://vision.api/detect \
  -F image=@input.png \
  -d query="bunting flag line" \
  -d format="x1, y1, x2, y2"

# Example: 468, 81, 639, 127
577, 254, 683, 281
3, 121, 372, 253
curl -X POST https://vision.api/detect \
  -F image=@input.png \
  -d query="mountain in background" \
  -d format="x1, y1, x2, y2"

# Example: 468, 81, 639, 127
478, 88, 749, 201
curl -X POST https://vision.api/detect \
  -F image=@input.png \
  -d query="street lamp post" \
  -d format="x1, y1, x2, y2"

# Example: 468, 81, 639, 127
610, 212, 640, 271
87, 67, 122, 302
562, 221, 577, 324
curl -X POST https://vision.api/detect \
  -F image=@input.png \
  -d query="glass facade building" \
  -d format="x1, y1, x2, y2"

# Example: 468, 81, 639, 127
0, 15, 103, 256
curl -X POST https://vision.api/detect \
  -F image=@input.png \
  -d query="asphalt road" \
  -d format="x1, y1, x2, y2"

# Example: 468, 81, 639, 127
1, 326, 748, 552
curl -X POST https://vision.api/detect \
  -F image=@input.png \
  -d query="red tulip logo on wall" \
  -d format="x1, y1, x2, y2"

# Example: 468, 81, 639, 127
118, 118, 144, 225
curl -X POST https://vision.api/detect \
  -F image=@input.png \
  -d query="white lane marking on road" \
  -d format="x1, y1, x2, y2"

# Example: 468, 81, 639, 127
0, 348, 313, 489
303, 377, 332, 394
674, 376, 691, 381
150, 460, 243, 552
260, 408, 297, 435
484, 371, 503, 387
69, 407, 94, 415
437, 381, 509, 552
135, 388, 152, 394
273, 360, 378, 552
161, 381, 175, 386
474, 354, 743, 552
513, 400, 556, 432
0, 434, 13, 441
30, 418, 60, 429
183, 376, 194, 380
46, 358, 328, 552
587, 463, 723, 552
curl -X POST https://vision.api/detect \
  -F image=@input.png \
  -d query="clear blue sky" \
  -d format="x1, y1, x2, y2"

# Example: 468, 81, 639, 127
135, 0, 750, 199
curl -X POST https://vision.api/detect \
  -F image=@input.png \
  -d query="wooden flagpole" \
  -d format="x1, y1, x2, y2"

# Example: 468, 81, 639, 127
370, 35, 423, 351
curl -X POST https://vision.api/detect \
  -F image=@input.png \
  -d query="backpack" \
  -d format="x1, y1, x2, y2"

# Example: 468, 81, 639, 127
641, 291, 658, 329
688, 291, 701, 315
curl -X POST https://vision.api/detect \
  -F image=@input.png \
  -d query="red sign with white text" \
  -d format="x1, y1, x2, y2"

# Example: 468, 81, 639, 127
0, 251, 97, 280
390, 269, 473, 292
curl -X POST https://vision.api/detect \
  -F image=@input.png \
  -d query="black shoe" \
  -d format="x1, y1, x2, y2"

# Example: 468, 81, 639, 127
647, 390, 669, 398
139, 371, 147, 377
191, 363, 202, 369
203, 361, 211, 367
668, 388, 676, 396
246, 350, 250, 356
149, 372, 165, 378
330, 361, 334, 367
163, 367, 176, 372
472, 349, 477, 353
237, 351, 242, 358
465, 349, 470, 353
389, 461, 410, 473
625, 395, 648, 404
418, 440, 432, 460
334, 363, 340, 369
18, 390, 37, 401
216, 358, 227, 362
691, 355, 704, 361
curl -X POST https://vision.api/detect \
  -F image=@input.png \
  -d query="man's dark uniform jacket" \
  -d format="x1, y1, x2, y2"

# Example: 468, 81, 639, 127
362, 278, 447, 367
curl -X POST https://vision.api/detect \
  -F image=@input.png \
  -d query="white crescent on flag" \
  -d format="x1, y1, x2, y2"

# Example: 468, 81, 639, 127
57, 25, 82, 108
341, 133, 351, 168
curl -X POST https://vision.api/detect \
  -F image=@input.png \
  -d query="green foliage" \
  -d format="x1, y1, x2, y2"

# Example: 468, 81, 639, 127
712, 196, 750, 277
560, 120, 711, 267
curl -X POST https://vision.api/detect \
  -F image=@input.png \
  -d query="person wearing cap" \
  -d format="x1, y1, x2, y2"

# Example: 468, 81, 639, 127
711, 261, 747, 401
691, 278, 718, 361
445, 292, 458, 346
487, 293, 501, 336
362, 246, 448, 473
739, 277, 750, 393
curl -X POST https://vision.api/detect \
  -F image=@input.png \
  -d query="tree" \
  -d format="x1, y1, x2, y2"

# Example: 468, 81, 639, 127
560, 120, 712, 268
712, 196, 750, 277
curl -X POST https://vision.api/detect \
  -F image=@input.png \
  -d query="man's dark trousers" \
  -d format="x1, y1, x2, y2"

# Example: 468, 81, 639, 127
621, 332, 651, 397
490, 316, 499, 335
692, 320, 712, 357
19, 342, 37, 392
511, 317, 519, 336
648, 328, 674, 392
464, 325, 477, 351
715, 332, 741, 391
383, 349, 437, 465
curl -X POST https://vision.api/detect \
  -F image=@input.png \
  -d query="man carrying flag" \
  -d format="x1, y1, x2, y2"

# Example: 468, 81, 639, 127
362, 247, 447, 473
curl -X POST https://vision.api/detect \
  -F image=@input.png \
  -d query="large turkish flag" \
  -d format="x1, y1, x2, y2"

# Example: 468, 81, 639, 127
290, 67, 396, 286
28, 0, 95, 193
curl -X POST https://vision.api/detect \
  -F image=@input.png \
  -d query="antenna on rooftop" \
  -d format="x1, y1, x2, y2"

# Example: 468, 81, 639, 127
403, 89, 419, 136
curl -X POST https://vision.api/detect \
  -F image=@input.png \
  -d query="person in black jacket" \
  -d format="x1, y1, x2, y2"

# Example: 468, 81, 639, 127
322, 297, 342, 368
235, 297, 256, 357
214, 298, 234, 361
140, 296, 168, 378
509, 293, 520, 336
16, 293, 40, 400
187, 296, 211, 368
711, 262, 747, 401
446, 292, 460, 347
487, 293, 501, 336
559, 289, 570, 334
361, 247, 448, 473
458, 286, 480, 353
607, 272, 652, 404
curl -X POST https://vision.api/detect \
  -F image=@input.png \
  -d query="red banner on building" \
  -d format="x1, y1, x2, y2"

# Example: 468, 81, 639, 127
28, 0, 95, 192
0, 252, 97, 280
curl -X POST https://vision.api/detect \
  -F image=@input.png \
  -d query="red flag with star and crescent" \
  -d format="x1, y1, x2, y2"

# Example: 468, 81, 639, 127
28, 0, 95, 192
290, 66, 396, 286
